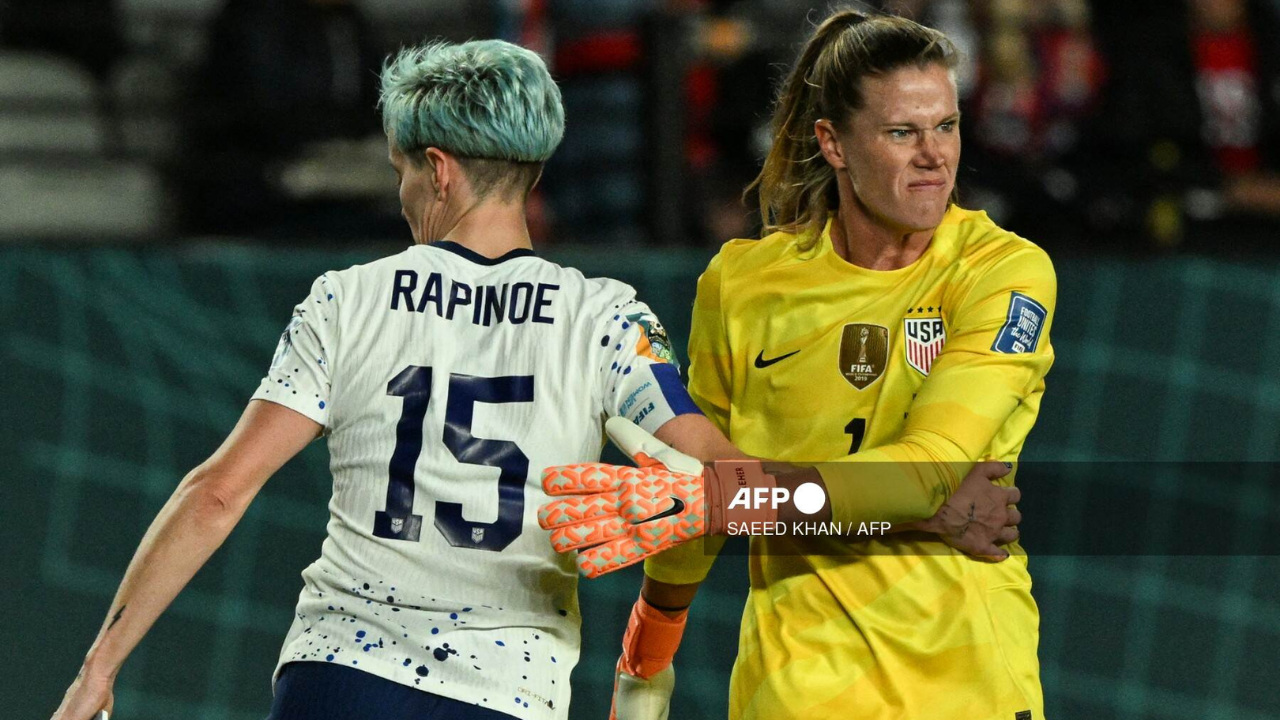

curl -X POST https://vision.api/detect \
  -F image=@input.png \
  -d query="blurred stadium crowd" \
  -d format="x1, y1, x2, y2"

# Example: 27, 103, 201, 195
3, 0, 1280, 253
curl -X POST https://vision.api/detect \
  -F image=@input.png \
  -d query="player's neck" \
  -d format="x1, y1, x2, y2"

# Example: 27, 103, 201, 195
435, 199, 534, 259
830, 197, 933, 271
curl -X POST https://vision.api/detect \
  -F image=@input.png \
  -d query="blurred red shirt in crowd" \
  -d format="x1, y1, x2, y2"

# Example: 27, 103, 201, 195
1190, 0, 1262, 176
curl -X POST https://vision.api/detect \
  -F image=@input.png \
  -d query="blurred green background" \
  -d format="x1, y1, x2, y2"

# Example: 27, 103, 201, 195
4, 244, 1278, 720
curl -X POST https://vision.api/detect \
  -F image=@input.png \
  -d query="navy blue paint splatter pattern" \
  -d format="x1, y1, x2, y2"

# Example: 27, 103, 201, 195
273, 563, 574, 719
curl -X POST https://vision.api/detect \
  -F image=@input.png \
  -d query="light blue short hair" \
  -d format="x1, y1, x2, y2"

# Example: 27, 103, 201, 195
380, 39, 564, 164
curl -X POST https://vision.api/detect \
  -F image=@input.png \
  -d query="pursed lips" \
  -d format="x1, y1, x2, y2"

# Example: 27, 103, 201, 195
907, 178, 947, 190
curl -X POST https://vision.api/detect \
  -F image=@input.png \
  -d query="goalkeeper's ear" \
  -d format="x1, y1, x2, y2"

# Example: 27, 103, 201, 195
605, 417, 704, 475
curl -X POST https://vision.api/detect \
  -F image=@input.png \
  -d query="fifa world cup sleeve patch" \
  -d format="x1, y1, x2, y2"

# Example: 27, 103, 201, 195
991, 292, 1047, 354
627, 312, 679, 370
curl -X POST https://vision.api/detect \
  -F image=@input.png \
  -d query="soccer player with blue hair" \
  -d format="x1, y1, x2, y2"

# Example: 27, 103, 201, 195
48, 39, 744, 720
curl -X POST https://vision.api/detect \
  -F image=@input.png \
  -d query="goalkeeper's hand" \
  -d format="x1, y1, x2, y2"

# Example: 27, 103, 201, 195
908, 460, 1022, 562
609, 595, 686, 720
538, 417, 775, 578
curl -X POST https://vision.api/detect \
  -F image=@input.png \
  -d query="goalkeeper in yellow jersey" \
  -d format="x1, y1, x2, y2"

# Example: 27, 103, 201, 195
538, 9, 1054, 720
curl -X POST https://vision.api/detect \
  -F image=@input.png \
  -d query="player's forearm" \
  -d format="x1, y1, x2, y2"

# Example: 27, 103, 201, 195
654, 413, 749, 463
657, 415, 959, 530
698, 456, 944, 535
813, 435, 967, 527
814, 462, 949, 527
80, 468, 251, 679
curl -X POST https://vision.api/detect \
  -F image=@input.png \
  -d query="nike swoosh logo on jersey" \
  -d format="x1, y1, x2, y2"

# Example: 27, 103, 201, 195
638, 496, 685, 524
754, 349, 800, 368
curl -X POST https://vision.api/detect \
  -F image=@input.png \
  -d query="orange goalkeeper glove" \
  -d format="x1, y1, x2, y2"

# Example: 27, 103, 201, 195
538, 417, 777, 578
609, 596, 687, 720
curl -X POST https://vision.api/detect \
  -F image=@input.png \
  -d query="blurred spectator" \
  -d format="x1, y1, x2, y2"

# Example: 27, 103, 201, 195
1089, 0, 1280, 249
682, 0, 777, 244
1186, 0, 1280, 220
527, 0, 652, 245
526, 0, 797, 246
661, 0, 824, 245
971, 0, 1102, 156
0, 0, 123, 81
180, 0, 393, 238
953, 0, 1106, 244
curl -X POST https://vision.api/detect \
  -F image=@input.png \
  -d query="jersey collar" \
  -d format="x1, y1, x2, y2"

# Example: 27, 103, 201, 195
813, 207, 961, 277
429, 240, 537, 266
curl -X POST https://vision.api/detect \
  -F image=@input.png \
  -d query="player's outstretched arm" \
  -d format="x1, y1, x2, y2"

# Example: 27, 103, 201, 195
539, 419, 1022, 576
591, 413, 744, 720
630, 415, 740, 720
49, 400, 321, 720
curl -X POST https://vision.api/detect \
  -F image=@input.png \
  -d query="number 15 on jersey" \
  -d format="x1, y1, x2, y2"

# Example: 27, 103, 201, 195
374, 365, 534, 552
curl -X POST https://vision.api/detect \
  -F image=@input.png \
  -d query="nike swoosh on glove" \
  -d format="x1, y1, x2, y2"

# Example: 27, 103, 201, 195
538, 417, 777, 578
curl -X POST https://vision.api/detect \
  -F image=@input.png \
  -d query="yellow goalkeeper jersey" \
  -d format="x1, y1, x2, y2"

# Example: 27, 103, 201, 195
647, 206, 1056, 720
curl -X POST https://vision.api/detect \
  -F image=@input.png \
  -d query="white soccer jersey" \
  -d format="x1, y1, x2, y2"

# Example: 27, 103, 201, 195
252, 241, 698, 719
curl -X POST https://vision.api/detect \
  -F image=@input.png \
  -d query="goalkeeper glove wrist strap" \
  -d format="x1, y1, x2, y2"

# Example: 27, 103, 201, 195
704, 460, 778, 535
620, 596, 689, 679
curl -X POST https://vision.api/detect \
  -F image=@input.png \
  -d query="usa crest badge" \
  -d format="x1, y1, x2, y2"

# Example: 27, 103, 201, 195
903, 317, 946, 375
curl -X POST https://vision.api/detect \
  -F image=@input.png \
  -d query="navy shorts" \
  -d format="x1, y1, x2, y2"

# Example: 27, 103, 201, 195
268, 661, 518, 720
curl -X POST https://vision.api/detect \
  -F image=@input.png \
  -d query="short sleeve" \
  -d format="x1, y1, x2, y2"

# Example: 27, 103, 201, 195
598, 298, 702, 435
251, 274, 339, 427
